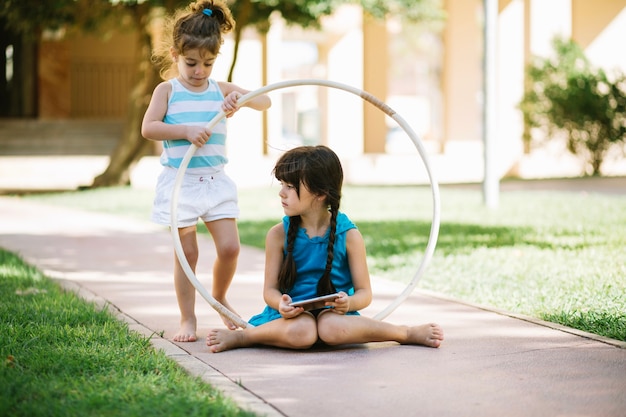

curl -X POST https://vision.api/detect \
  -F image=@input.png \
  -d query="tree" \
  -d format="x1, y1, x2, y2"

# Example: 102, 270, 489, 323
520, 37, 626, 176
91, 0, 188, 187
0, 0, 116, 117
0, 0, 114, 34
94, 0, 444, 187
95, 0, 344, 186
91, 2, 175, 187
1, 0, 443, 187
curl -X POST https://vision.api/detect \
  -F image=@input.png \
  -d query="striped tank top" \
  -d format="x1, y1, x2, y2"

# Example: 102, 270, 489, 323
160, 78, 227, 174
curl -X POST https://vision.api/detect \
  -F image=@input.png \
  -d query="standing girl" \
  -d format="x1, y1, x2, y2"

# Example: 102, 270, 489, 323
207, 146, 444, 352
141, 0, 271, 342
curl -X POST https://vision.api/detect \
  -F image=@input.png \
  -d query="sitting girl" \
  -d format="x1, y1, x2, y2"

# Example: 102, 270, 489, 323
207, 145, 444, 352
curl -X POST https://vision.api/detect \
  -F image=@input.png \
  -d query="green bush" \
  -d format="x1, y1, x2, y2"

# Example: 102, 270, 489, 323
520, 37, 626, 175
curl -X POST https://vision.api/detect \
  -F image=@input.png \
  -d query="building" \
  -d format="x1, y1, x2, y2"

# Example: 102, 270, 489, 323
1, 0, 625, 191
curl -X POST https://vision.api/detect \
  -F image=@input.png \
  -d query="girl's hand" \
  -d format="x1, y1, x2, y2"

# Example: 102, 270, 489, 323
328, 291, 350, 315
222, 91, 242, 118
186, 125, 212, 147
278, 294, 303, 319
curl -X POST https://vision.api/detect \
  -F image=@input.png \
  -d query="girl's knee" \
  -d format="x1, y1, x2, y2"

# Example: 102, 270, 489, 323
217, 241, 240, 261
285, 320, 317, 349
181, 246, 199, 265
317, 314, 346, 346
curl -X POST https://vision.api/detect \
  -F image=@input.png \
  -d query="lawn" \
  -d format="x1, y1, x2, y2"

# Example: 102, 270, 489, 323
0, 249, 256, 417
23, 181, 626, 341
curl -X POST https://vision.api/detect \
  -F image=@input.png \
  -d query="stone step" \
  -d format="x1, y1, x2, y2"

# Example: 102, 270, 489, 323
0, 120, 122, 156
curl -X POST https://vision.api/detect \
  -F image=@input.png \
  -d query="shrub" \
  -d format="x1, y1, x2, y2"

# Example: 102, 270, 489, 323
520, 37, 626, 176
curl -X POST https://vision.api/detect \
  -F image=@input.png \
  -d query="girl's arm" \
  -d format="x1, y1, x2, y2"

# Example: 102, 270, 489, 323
263, 223, 287, 308
263, 223, 303, 318
343, 228, 373, 312
218, 81, 272, 115
141, 82, 211, 147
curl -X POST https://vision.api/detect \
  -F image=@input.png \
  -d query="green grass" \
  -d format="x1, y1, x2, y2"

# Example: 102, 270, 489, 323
21, 182, 626, 341
0, 250, 256, 417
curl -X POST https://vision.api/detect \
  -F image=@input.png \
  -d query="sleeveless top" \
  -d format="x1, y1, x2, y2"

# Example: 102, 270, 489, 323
248, 211, 360, 326
159, 78, 227, 174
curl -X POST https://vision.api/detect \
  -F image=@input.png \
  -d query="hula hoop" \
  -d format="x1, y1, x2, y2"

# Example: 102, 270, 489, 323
171, 79, 441, 329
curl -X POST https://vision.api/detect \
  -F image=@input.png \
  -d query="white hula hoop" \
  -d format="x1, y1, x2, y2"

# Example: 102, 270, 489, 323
171, 79, 441, 328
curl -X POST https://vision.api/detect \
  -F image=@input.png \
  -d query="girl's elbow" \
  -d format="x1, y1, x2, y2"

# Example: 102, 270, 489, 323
362, 294, 373, 308
262, 291, 276, 306
354, 290, 373, 308
254, 96, 271, 111
141, 124, 156, 141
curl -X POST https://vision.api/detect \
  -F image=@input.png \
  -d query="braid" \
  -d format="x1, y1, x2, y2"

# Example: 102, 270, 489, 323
316, 208, 338, 296
278, 216, 300, 293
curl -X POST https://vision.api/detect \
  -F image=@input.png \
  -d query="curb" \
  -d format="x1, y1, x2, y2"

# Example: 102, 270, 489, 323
418, 288, 626, 349
56, 278, 283, 417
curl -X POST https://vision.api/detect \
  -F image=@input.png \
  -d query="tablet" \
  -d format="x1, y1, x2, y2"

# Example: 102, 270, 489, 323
289, 293, 340, 311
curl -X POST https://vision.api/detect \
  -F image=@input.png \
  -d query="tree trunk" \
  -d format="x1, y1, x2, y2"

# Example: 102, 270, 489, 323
90, 92, 155, 187
227, 0, 252, 82
91, 6, 160, 188
92, 0, 255, 187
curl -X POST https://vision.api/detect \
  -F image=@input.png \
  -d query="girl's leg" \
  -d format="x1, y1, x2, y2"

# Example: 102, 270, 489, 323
173, 226, 200, 342
204, 218, 241, 329
317, 312, 444, 348
207, 314, 318, 353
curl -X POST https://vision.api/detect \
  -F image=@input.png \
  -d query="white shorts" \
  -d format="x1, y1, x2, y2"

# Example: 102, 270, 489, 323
151, 167, 239, 228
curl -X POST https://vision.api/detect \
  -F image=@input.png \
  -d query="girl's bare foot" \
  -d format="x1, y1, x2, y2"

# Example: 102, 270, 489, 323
207, 328, 246, 353
173, 319, 197, 342
405, 323, 444, 348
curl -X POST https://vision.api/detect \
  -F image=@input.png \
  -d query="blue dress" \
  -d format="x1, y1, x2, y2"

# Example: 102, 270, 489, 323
249, 211, 360, 326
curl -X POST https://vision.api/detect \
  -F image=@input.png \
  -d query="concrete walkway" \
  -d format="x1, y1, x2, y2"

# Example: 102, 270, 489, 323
1, 196, 625, 417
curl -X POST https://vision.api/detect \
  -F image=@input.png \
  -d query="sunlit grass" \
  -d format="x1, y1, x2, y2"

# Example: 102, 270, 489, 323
22, 183, 626, 341
0, 249, 256, 417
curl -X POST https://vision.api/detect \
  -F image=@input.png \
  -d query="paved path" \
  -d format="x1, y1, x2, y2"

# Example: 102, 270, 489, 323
1, 196, 625, 417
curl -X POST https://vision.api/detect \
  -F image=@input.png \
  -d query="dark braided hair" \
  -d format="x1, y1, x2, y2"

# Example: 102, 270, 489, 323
273, 146, 343, 295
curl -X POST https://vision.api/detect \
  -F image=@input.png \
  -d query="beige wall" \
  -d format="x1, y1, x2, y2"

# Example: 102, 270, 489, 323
572, 0, 626, 72
35, 1, 626, 179
38, 30, 137, 119
362, 14, 388, 154
572, 0, 625, 48
70, 32, 138, 119
442, 0, 483, 145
